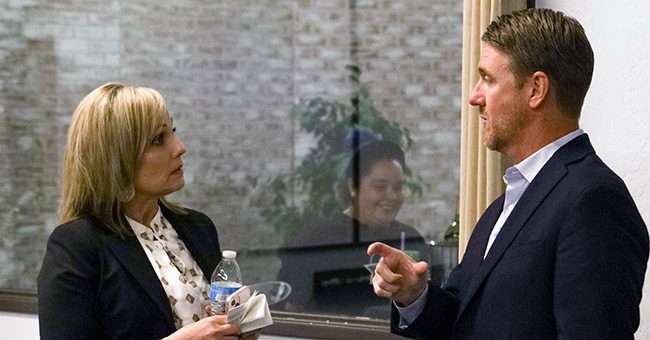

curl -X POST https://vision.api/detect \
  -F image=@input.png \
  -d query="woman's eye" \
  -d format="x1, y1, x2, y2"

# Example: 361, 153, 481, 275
152, 134, 163, 145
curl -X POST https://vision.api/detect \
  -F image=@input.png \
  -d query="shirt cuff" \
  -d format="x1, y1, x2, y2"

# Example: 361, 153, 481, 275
394, 284, 428, 329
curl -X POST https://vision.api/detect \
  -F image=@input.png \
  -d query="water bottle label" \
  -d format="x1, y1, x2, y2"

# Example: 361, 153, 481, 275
210, 284, 240, 301
210, 283, 241, 314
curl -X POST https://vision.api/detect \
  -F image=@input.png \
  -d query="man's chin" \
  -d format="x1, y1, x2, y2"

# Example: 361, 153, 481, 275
483, 137, 499, 151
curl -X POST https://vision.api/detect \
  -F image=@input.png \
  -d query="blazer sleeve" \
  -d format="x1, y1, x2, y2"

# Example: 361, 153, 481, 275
554, 183, 648, 339
37, 220, 102, 340
390, 281, 460, 340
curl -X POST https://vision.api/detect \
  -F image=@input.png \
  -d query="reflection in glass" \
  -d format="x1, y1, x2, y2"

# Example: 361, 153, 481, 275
0, 1, 462, 325
248, 281, 292, 306
277, 131, 427, 319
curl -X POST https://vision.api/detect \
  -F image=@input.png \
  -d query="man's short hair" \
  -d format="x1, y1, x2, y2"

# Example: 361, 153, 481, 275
482, 8, 594, 119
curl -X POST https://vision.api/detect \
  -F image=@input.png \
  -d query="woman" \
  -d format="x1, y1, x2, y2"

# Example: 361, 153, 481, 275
343, 135, 413, 234
38, 83, 239, 339
279, 130, 425, 318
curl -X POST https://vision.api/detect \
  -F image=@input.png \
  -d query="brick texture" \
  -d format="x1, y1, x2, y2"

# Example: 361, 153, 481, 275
0, 0, 462, 288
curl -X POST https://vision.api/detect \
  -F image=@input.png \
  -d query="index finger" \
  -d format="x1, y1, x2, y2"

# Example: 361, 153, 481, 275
367, 242, 399, 257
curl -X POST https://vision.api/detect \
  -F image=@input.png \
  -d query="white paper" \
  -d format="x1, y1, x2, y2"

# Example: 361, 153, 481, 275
226, 289, 273, 333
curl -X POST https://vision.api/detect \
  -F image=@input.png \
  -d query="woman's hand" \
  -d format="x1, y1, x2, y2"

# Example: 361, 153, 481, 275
165, 314, 239, 340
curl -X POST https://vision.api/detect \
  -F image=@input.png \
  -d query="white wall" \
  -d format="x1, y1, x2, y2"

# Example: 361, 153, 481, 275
537, 0, 650, 338
0, 312, 39, 340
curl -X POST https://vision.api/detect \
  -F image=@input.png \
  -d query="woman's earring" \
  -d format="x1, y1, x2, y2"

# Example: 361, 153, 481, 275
118, 185, 135, 202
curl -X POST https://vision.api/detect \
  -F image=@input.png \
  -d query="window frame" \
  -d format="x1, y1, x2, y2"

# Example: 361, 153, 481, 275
2, 290, 396, 339
0, 289, 37, 314
0, 1, 529, 338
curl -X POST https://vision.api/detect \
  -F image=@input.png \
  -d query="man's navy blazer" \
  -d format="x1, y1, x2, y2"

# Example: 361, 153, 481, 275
38, 205, 222, 340
392, 134, 649, 339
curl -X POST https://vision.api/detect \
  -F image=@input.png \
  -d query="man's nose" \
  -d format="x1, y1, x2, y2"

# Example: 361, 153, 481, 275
468, 82, 484, 107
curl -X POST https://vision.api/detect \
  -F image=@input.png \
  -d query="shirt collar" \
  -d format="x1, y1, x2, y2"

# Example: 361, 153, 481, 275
511, 129, 584, 184
126, 206, 164, 237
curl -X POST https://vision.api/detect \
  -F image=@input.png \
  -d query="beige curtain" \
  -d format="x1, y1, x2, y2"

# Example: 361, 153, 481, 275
458, 0, 506, 261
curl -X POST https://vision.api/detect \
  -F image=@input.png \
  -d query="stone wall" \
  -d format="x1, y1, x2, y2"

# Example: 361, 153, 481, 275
0, 0, 462, 288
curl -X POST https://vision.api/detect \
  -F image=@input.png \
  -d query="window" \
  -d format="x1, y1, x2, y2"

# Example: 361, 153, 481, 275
0, 0, 463, 337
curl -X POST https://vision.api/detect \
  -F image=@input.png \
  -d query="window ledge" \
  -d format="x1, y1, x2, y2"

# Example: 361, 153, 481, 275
266, 311, 400, 339
0, 289, 37, 314
0, 292, 400, 339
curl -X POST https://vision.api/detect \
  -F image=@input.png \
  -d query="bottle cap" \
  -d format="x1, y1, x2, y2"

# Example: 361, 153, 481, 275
222, 250, 237, 259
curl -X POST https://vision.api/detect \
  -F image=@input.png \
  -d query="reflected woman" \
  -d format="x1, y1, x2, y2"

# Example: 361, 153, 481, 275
38, 83, 239, 339
326, 130, 425, 248
279, 130, 425, 318
343, 132, 417, 240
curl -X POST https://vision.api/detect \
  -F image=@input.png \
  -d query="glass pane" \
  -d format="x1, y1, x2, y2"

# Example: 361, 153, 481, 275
0, 0, 461, 321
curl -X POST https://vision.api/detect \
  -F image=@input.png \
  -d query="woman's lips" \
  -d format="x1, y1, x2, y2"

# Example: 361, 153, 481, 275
171, 165, 183, 175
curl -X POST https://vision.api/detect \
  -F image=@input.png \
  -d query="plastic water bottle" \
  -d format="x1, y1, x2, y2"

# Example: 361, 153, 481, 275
210, 250, 242, 315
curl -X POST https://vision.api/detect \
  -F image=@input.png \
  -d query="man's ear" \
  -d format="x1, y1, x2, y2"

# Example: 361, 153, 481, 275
528, 71, 549, 109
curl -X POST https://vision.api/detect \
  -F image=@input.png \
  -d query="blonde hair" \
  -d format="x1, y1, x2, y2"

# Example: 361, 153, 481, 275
59, 83, 185, 237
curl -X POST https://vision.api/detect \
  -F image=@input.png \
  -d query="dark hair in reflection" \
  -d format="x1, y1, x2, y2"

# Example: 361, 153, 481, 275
344, 129, 408, 191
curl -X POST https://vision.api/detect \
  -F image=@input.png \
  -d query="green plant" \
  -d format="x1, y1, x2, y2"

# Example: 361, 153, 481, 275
261, 65, 423, 236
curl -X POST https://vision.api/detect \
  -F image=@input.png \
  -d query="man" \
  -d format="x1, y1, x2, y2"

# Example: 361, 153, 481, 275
368, 8, 648, 339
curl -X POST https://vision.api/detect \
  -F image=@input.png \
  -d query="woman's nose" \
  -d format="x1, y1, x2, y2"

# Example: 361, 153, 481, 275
174, 136, 186, 157
386, 188, 399, 200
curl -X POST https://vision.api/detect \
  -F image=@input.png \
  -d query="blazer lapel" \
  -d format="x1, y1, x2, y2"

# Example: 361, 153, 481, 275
460, 196, 504, 269
455, 134, 595, 320
105, 233, 174, 324
162, 208, 215, 280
